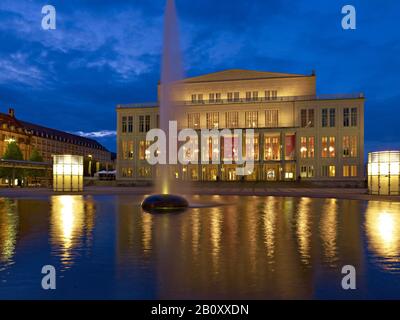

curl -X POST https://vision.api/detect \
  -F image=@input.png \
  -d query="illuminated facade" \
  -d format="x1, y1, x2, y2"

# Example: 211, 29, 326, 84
0, 108, 111, 168
53, 155, 84, 192
117, 69, 365, 184
368, 151, 400, 195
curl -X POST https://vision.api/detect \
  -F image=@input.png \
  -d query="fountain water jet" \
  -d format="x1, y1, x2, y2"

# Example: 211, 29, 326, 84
141, 0, 188, 213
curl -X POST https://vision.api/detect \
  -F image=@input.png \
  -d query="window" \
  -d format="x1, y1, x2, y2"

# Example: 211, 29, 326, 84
300, 137, 307, 158
139, 167, 152, 178
188, 113, 200, 129
198, 94, 203, 103
246, 92, 251, 101
244, 133, 259, 161
322, 109, 328, 127
122, 168, 133, 177
209, 93, 215, 102
226, 112, 239, 128
227, 92, 233, 102
216, 93, 222, 102
343, 136, 357, 157
300, 165, 314, 178
264, 136, 280, 160
139, 140, 151, 160
343, 108, 350, 127
343, 165, 358, 177
351, 107, 358, 126
308, 137, 315, 158
322, 165, 336, 177
128, 116, 133, 132
206, 112, 219, 129
234, 92, 240, 102
245, 111, 258, 128
265, 110, 278, 127
301, 109, 307, 127
329, 108, 335, 127
139, 115, 144, 132
322, 136, 335, 158
301, 109, 314, 128
122, 116, 127, 133
145, 115, 151, 132
191, 94, 197, 103
266, 90, 278, 100
300, 136, 315, 158
252, 91, 258, 101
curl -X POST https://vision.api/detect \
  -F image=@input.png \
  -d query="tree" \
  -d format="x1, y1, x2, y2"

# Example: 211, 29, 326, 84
0, 141, 24, 186
26, 148, 45, 182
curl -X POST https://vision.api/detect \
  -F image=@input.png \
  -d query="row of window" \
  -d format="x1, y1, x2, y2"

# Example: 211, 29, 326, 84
120, 134, 358, 161
189, 110, 279, 129
191, 90, 279, 103
121, 115, 151, 133
301, 107, 358, 128
300, 165, 358, 178
120, 164, 358, 179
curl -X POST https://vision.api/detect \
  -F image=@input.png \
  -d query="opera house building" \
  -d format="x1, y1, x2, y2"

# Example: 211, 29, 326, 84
116, 69, 364, 185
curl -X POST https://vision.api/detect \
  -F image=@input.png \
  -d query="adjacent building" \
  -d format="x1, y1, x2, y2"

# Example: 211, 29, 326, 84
116, 69, 364, 185
0, 108, 112, 171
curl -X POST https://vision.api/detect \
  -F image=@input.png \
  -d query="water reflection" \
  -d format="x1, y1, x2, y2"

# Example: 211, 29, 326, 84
296, 197, 312, 265
0, 199, 18, 268
320, 199, 338, 266
365, 201, 400, 271
50, 195, 95, 269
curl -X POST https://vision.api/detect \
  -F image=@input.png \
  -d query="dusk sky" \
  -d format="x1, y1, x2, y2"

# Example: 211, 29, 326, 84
0, 0, 399, 153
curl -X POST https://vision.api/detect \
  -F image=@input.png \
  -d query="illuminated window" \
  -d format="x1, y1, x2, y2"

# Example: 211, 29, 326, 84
322, 136, 335, 158
244, 133, 259, 161
300, 165, 314, 178
209, 93, 215, 102
227, 92, 233, 102
322, 165, 336, 177
225, 112, 239, 128
343, 136, 357, 157
139, 140, 151, 160
265, 110, 278, 127
53, 155, 83, 191
300, 137, 307, 158
216, 93, 222, 102
234, 92, 240, 102
264, 135, 280, 160
191, 94, 197, 103
206, 112, 219, 129
188, 113, 200, 129
139, 167, 151, 177
343, 165, 357, 177
245, 111, 258, 128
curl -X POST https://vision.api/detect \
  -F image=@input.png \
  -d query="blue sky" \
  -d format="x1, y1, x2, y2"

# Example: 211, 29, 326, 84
0, 0, 399, 153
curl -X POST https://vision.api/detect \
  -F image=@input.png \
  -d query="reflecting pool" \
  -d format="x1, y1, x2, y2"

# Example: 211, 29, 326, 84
0, 195, 399, 299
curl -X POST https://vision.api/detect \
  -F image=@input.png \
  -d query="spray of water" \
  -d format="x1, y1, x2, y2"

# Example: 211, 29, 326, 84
157, 0, 185, 195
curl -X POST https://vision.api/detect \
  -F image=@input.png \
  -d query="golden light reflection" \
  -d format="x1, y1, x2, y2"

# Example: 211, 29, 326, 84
210, 207, 223, 274
50, 195, 85, 267
191, 209, 200, 255
365, 202, 400, 270
296, 197, 311, 265
263, 196, 276, 259
320, 199, 338, 265
142, 213, 153, 253
0, 199, 18, 265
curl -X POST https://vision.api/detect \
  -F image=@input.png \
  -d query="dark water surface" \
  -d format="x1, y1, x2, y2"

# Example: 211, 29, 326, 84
0, 194, 399, 299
